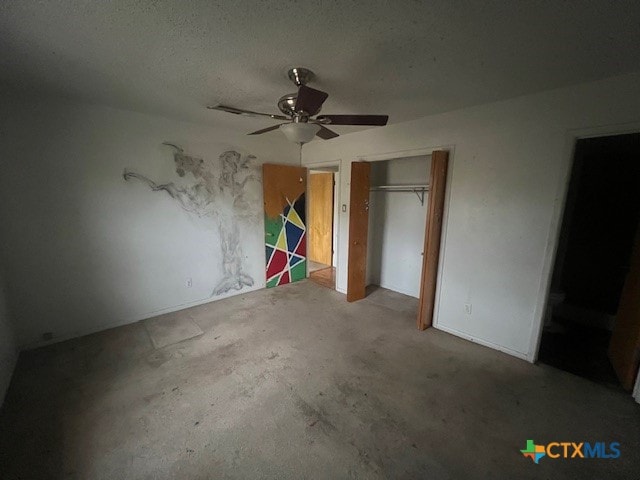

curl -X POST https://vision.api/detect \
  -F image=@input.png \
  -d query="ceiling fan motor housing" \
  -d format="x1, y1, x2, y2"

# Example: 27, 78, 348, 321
277, 93, 297, 116
277, 93, 321, 118
277, 67, 324, 118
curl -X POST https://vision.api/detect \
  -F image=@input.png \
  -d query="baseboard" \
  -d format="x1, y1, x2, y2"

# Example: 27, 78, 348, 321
377, 281, 419, 299
19, 284, 265, 351
435, 324, 530, 362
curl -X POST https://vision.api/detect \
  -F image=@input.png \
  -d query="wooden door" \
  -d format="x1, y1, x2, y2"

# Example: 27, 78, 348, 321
609, 222, 640, 390
308, 172, 334, 265
347, 162, 370, 302
263, 164, 307, 287
417, 151, 449, 330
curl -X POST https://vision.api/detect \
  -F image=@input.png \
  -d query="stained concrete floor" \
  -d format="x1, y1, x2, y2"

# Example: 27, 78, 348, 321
0, 281, 639, 479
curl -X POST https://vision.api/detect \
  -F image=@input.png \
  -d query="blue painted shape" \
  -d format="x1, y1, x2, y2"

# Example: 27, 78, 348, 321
289, 254, 304, 267
285, 221, 303, 253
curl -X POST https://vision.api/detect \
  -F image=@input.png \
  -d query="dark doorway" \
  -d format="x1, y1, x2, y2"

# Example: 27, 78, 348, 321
539, 133, 640, 388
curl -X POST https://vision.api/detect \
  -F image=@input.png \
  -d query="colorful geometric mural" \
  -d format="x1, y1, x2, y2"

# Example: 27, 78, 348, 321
265, 193, 306, 287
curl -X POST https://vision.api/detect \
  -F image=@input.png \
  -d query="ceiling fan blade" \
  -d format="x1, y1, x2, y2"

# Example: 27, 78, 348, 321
315, 114, 388, 126
207, 104, 289, 121
294, 85, 329, 115
248, 123, 288, 135
315, 125, 339, 140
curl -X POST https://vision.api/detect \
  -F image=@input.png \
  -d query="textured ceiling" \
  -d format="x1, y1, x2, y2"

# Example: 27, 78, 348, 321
1, 1, 640, 137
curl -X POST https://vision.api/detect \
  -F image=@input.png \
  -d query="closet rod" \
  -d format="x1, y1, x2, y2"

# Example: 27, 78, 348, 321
369, 184, 429, 205
370, 184, 429, 190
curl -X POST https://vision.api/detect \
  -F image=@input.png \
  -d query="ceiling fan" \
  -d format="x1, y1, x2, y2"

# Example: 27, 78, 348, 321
207, 67, 389, 144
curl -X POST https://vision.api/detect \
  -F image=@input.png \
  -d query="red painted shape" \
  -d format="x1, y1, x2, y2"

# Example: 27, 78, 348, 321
294, 233, 306, 257
279, 270, 291, 285
267, 249, 288, 279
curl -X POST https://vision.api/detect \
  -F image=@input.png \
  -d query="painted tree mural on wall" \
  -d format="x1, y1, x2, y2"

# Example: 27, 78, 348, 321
123, 143, 260, 296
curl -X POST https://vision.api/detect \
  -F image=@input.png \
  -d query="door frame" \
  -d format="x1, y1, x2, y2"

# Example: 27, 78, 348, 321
308, 170, 335, 265
305, 160, 342, 287
530, 122, 640, 364
351, 145, 454, 327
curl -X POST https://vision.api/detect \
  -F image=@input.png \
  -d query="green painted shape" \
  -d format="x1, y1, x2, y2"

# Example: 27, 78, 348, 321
264, 215, 283, 247
266, 274, 280, 288
290, 260, 307, 282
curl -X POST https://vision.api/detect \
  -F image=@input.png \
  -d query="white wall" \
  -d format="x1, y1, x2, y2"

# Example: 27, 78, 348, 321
0, 270, 17, 404
303, 72, 640, 361
0, 90, 298, 348
366, 156, 429, 298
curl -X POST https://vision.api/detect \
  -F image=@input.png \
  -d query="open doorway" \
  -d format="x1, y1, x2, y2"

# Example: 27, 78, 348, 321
364, 155, 430, 318
539, 132, 640, 389
308, 167, 338, 289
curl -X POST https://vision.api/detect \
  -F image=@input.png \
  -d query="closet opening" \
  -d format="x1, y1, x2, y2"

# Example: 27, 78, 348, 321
364, 155, 430, 318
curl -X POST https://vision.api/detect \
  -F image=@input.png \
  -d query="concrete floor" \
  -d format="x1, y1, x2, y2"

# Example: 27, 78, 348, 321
0, 281, 638, 479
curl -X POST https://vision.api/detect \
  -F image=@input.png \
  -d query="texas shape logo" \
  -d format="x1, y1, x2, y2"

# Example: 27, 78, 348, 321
521, 440, 546, 464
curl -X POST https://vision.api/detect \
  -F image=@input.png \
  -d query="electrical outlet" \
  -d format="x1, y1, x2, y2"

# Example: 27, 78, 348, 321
186, 277, 193, 288
464, 303, 472, 315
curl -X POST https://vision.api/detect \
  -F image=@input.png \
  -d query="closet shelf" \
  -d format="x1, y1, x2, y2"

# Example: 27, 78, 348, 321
369, 184, 429, 205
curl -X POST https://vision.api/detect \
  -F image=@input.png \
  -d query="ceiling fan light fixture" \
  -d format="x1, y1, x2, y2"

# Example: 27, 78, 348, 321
279, 122, 320, 144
